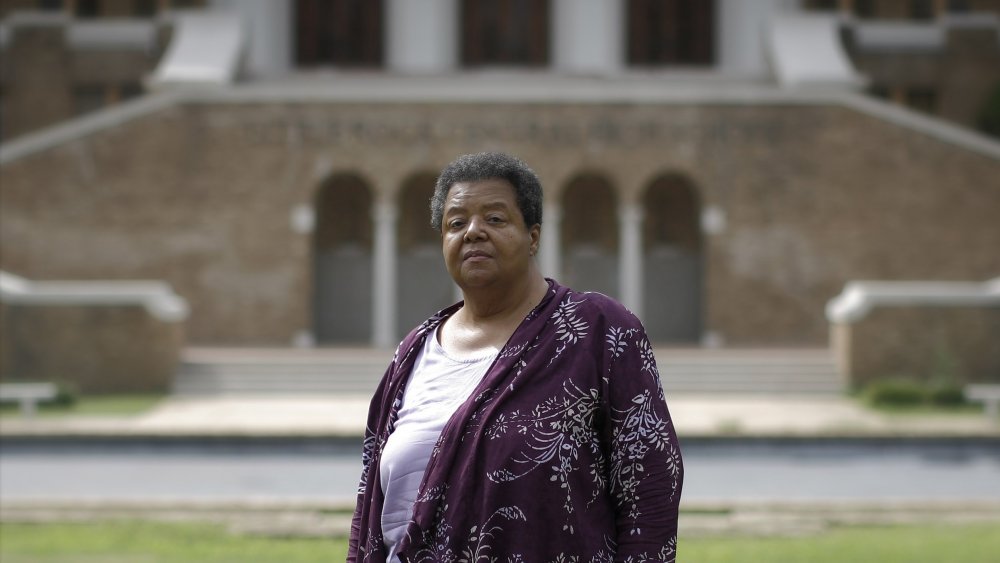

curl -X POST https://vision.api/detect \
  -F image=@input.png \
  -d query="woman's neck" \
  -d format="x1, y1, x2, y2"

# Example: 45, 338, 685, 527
440, 272, 548, 355
459, 271, 548, 322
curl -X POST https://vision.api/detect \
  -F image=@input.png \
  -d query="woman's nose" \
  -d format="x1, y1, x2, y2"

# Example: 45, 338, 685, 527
463, 216, 487, 242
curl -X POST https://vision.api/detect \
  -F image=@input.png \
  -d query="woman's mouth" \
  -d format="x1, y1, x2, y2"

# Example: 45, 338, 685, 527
463, 250, 491, 261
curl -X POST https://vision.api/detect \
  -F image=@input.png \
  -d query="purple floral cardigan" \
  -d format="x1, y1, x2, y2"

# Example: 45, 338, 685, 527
349, 280, 684, 562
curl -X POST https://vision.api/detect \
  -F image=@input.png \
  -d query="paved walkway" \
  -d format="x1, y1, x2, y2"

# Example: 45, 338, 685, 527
3, 394, 998, 536
1, 393, 997, 439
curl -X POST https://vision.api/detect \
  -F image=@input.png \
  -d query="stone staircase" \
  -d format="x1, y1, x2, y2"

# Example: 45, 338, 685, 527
173, 347, 843, 396
173, 348, 393, 396
656, 348, 842, 394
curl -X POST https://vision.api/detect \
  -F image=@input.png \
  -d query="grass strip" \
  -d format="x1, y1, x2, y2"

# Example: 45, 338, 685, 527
3, 520, 999, 562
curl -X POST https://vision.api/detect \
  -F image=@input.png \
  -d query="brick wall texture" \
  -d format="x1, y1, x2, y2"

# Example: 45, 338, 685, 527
1, 100, 999, 346
0, 301, 183, 393
834, 306, 1000, 387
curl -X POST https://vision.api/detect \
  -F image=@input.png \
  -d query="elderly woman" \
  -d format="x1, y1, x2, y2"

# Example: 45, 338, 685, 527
349, 152, 683, 562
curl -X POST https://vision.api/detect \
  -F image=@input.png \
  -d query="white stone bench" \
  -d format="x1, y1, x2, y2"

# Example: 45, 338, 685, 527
965, 384, 1000, 422
0, 382, 58, 417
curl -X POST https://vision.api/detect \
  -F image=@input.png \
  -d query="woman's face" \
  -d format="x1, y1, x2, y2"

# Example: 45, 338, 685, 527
441, 178, 540, 291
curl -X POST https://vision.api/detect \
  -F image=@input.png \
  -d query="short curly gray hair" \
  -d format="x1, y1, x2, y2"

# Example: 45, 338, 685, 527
430, 152, 543, 231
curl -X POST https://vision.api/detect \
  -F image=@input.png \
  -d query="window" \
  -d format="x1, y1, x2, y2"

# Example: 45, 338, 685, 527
0, 1, 61, 19
905, 87, 937, 114
74, 84, 106, 115
296, 0, 384, 68
133, 0, 156, 17
868, 83, 938, 115
853, 0, 877, 18
850, 0, 946, 20
461, 0, 549, 67
0, 85, 5, 141
804, 0, 838, 11
120, 81, 144, 100
868, 84, 891, 100
627, 0, 715, 66
909, 0, 935, 20
947, 0, 971, 12
75, 0, 100, 18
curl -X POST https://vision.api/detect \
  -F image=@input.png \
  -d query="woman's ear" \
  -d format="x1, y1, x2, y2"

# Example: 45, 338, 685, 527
529, 224, 541, 255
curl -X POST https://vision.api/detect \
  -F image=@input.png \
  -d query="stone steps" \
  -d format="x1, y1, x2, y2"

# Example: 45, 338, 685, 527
658, 349, 841, 394
173, 347, 842, 396
174, 348, 391, 395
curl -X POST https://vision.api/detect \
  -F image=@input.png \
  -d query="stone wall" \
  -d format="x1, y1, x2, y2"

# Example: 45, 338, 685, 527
0, 301, 183, 393
0, 16, 163, 141
1, 97, 998, 346
832, 305, 1000, 389
847, 23, 1000, 132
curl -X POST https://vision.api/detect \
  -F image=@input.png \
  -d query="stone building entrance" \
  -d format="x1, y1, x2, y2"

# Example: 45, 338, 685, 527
557, 172, 703, 344
561, 174, 620, 297
642, 174, 703, 343
396, 172, 455, 340
313, 173, 373, 344
312, 166, 705, 346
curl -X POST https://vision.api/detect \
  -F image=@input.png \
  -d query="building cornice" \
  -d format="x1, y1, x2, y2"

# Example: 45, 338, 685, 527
2, 75, 999, 164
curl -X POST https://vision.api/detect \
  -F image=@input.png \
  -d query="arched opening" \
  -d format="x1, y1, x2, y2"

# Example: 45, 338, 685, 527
642, 173, 703, 343
313, 173, 373, 344
396, 172, 455, 338
561, 174, 619, 298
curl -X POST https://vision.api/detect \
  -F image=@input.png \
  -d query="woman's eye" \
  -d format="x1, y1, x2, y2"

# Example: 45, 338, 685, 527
487, 216, 505, 224
448, 220, 465, 229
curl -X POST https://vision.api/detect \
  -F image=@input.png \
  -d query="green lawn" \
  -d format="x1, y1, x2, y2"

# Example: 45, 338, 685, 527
866, 402, 985, 417
0, 521, 347, 562
682, 522, 1000, 562
2, 520, 998, 562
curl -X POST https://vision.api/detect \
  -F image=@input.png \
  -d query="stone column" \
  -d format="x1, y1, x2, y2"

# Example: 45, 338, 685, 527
618, 201, 643, 316
208, 0, 292, 77
552, 0, 623, 73
716, 0, 789, 78
372, 199, 398, 348
386, 0, 458, 73
540, 203, 562, 280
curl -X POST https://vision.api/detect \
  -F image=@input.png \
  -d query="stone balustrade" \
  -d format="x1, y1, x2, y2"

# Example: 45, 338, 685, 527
0, 271, 188, 394
827, 278, 1000, 389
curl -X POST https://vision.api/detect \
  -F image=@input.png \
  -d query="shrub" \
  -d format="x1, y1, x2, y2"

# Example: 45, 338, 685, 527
864, 378, 969, 408
50, 380, 79, 408
864, 378, 926, 407
977, 81, 1000, 139
927, 383, 966, 407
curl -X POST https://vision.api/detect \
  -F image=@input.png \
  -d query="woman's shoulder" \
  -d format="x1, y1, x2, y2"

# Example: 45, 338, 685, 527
559, 285, 643, 328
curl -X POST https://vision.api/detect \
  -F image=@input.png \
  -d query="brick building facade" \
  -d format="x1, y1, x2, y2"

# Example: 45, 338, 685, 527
2, 84, 998, 348
1, 0, 998, 354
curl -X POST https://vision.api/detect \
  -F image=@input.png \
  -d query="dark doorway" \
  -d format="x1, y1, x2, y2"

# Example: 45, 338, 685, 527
642, 173, 703, 343
313, 173, 374, 344
561, 174, 620, 299
396, 173, 456, 338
